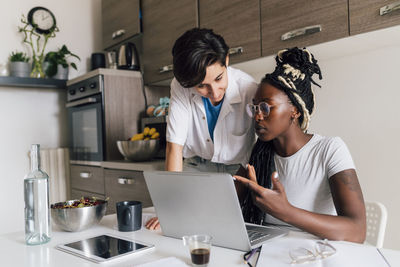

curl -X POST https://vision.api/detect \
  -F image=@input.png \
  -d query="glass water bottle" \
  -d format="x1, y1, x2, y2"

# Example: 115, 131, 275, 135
24, 144, 51, 245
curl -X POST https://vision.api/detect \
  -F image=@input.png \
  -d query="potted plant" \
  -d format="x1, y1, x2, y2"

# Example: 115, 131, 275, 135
44, 45, 80, 80
9, 51, 31, 77
18, 14, 58, 78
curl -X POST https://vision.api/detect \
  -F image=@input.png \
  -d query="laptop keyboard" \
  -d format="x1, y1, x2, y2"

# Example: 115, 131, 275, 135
247, 229, 271, 244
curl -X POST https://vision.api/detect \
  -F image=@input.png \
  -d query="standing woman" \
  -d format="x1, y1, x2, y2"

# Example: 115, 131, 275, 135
166, 28, 258, 173
235, 47, 366, 242
146, 28, 257, 229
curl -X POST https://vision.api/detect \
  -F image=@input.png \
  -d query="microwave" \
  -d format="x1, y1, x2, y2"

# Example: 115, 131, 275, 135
141, 116, 167, 158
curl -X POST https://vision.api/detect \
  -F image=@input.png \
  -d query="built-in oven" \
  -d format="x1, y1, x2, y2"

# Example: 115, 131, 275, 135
66, 75, 104, 163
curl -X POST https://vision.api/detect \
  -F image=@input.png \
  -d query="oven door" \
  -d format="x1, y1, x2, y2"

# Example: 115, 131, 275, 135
67, 94, 104, 162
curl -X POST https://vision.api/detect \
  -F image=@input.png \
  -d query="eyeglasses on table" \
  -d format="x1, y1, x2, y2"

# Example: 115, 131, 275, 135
289, 239, 337, 264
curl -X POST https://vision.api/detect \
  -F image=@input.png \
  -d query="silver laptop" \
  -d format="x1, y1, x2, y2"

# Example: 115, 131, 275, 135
143, 171, 288, 251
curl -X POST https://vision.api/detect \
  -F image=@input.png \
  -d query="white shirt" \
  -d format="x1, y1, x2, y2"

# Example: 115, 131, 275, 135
265, 134, 356, 225
166, 67, 258, 166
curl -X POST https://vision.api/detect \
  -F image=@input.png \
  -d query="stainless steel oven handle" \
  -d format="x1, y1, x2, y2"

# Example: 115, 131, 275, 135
79, 172, 92, 179
118, 177, 135, 185
66, 97, 98, 108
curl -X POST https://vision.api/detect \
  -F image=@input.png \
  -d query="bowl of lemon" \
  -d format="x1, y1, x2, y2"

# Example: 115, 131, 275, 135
117, 127, 160, 161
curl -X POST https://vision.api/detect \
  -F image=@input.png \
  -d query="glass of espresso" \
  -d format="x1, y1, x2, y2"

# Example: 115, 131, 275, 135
182, 234, 212, 266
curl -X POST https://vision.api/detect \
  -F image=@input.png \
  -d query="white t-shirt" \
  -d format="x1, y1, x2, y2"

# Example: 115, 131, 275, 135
264, 134, 356, 225
166, 67, 258, 166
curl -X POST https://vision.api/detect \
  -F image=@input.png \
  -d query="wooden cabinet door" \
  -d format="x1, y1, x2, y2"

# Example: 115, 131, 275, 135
102, 0, 141, 49
104, 169, 153, 214
199, 0, 261, 64
141, 0, 197, 85
261, 0, 349, 57
349, 0, 400, 35
70, 165, 105, 194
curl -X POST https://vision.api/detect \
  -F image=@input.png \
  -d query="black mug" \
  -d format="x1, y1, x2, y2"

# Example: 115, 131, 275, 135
91, 53, 106, 70
116, 201, 142, 232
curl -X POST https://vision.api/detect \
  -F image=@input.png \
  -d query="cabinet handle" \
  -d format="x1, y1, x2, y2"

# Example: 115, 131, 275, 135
281, 25, 322, 41
380, 1, 400, 15
112, 29, 126, 39
79, 172, 92, 179
118, 177, 135, 185
228, 47, 244, 56
159, 64, 173, 74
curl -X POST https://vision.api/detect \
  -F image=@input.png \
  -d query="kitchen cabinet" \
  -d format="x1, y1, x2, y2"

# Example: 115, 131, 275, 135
199, 0, 261, 64
104, 169, 153, 214
260, 0, 349, 57
102, 0, 141, 50
102, 72, 145, 160
70, 165, 105, 195
141, 0, 197, 85
70, 164, 153, 215
349, 0, 400, 35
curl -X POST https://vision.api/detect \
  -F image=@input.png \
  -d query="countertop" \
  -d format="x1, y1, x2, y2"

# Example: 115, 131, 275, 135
70, 160, 165, 171
0, 208, 250, 267
67, 68, 142, 86
101, 160, 165, 171
1, 208, 399, 266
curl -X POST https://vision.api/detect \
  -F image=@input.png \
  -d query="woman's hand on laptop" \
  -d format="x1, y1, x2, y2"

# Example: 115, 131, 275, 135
145, 217, 161, 230
233, 165, 292, 219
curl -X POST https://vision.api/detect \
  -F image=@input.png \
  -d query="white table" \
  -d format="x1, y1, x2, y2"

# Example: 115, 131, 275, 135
1, 209, 399, 267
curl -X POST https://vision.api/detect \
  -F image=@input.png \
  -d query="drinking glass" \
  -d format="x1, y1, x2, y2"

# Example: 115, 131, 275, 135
182, 234, 212, 267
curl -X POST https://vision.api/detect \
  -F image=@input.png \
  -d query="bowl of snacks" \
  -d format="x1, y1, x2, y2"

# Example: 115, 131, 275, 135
51, 197, 107, 232
117, 127, 160, 161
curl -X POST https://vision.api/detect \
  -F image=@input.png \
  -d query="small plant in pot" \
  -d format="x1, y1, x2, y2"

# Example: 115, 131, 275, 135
44, 45, 80, 80
9, 51, 31, 77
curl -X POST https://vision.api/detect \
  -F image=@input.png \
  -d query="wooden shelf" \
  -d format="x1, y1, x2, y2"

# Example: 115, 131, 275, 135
0, 76, 66, 89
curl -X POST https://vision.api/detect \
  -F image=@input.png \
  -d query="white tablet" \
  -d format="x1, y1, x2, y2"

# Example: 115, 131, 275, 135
56, 234, 154, 263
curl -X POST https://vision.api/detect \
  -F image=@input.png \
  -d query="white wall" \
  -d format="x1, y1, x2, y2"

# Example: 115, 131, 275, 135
234, 25, 400, 250
0, 0, 101, 235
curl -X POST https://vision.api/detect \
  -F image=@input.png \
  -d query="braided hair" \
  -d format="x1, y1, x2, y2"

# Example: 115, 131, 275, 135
242, 47, 322, 224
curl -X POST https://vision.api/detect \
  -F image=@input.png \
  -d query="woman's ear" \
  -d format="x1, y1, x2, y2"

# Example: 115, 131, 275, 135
225, 55, 229, 67
291, 107, 301, 120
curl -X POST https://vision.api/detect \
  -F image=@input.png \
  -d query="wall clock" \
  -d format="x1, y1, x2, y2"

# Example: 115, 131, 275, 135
27, 6, 57, 34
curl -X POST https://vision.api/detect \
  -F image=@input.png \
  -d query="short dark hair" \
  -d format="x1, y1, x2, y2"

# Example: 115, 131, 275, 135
172, 28, 229, 88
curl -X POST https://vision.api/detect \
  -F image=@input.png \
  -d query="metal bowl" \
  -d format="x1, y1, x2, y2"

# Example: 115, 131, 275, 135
117, 139, 160, 161
51, 199, 107, 232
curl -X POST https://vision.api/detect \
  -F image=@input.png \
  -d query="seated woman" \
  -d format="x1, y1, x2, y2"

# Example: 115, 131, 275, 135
234, 47, 366, 243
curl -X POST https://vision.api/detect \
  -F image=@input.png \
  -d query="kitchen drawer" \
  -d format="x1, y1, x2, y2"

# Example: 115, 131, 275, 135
70, 189, 111, 215
104, 169, 153, 214
261, 0, 349, 57
349, 0, 400, 35
70, 165, 105, 195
